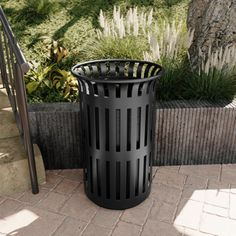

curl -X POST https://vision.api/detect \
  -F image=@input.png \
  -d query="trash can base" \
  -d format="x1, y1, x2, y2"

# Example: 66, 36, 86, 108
85, 186, 151, 210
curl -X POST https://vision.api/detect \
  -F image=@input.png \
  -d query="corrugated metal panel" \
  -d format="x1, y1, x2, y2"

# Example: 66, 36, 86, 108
29, 100, 236, 169
154, 100, 236, 165
29, 103, 81, 169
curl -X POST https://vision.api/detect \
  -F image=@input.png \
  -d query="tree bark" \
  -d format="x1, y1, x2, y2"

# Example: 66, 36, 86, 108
187, 0, 236, 69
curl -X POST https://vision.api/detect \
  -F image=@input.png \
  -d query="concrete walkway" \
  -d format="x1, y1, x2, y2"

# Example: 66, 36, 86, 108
0, 164, 236, 236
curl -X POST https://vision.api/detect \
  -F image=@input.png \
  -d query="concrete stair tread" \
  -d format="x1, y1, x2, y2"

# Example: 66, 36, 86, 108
0, 136, 41, 165
0, 141, 46, 195
0, 136, 27, 164
0, 88, 11, 109
0, 88, 7, 96
0, 107, 19, 139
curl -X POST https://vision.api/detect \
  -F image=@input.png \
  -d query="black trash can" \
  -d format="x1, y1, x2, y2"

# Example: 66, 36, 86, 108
72, 59, 163, 209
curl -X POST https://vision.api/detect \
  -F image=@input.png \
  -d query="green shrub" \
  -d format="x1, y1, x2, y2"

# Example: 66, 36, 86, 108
182, 70, 236, 100
40, 36, 68, 64
143, 21, 194, 100
25, 62, 78, 103
83, 7, 153, 60
182, 46, 236, 100
17, 4, 235, 102
24, 0, 57, 18
165, 0, 182, 7
155, 57, 189, 100
84, 36, 148, 60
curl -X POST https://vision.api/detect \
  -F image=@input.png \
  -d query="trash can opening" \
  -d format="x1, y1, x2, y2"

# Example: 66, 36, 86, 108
71, 59, 163, 84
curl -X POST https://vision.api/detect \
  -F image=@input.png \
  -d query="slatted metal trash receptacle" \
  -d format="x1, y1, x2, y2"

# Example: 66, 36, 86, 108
72, 59, 163, 209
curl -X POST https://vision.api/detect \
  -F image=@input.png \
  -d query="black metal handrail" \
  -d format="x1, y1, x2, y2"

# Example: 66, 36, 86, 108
0, 6, 39, 194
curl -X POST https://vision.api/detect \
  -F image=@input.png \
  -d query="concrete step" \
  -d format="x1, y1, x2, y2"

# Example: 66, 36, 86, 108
0, 80, 46, 195
0, 136, 46, 195
0, 88, 10, 109
0, 107, 19, 139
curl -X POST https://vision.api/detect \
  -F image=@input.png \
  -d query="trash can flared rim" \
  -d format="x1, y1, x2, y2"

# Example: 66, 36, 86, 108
71, 59, 163, 84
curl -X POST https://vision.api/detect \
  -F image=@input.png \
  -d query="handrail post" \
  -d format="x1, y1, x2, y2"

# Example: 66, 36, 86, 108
16, 63, 39, 194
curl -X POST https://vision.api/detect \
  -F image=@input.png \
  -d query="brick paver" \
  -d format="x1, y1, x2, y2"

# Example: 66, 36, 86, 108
82, 223, 111, 236
91, 208, 122, 229
150, 183, 182, 204
54, 179, 80, 195
1, 164, 236, 235
141, 219, 182, 236
229, 193, 236, 219
0, 199, 22, 218
203, 204, 228, 218
121, 198, 153, 226
185, 175, 208, 189
199, 213, 229, 235
221, 164, 236, 184
183, 228, 215, 236
112, 221, 142, 236
207, 180, 230, 193
53, 217, 87, 236
58, 169, 83, 182
149, 201, 177, 224
179, 165, 221, 180
0, 196, 5, 204
174, 199, 203, 230
12, 206, 65, 236
18, 188, 49, 205
181, 188, 206, 202
205, 189, 229, 209
153, 171, 186, 189
37, 191, 69, 212
59, 192, 99, 222
41, 173, 63, 189
230, 184, 236, 195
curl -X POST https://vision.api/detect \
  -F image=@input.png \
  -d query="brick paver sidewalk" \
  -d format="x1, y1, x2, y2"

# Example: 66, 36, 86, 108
0, 164, 236, 236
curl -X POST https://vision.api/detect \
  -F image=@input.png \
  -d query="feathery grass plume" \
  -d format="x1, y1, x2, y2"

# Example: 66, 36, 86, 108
183, 44, 236, 101
144, 21, 194, 61
143, 20, 194, 100
82, 36, 148, 61
97, 6, 154, 39
86, 6, 153, 61
199, 44, 236, 76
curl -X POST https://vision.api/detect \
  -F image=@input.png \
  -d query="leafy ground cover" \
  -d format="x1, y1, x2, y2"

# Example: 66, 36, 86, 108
1, 0, 236, 102
2, 0, 188, 65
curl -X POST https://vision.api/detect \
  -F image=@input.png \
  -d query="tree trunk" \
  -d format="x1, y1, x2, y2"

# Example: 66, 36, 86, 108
187, 0, 236, 69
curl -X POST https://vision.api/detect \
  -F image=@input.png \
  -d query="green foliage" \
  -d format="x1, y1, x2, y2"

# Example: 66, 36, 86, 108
3, 0, 236, 102
83, 37, 148, 60
40, 36, 69, 64
23, 38, 79, 103
24, 0, 57, 18
156, 56, 236, 101
1, 0, 189, 64
25, 62, 78, 103
165, 0, 182, 7
182, 69, 236, 101
156, 57, 189, 100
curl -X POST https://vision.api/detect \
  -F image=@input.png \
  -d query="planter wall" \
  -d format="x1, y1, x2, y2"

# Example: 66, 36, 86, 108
29, 103, 81, 169
28, 100, 236, 169
155, 100, 236, 165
